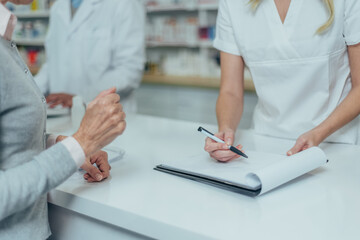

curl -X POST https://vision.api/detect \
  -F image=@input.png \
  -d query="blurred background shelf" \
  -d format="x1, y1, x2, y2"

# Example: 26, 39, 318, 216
142, 74, 255, 91
14, 10, 50, 18
146, 5, 195, 12
146, 40, 213, 48
13, 38, 45, 46
146, 3, 218, 12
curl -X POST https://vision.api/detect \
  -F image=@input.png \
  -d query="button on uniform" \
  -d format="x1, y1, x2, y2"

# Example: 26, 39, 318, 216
41, 97, 46, 104
24, 69, 29, 74
10, 42, 16, 48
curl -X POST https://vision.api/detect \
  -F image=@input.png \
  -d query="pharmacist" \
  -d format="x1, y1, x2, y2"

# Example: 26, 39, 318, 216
205, 0, 360, 162
35, 0, 145, 112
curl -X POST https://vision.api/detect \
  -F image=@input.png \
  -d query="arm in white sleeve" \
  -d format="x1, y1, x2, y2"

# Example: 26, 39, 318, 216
80, 1, 146, 103
0, 140, 85, 221
46, 135, 86, 168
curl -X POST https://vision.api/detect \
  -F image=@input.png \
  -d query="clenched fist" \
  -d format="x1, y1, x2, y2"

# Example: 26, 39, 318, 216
73, 87, 126, 158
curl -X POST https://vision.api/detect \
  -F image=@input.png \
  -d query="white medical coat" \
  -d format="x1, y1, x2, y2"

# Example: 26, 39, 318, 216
35, 0, 145, 112
214, 0, 360, 144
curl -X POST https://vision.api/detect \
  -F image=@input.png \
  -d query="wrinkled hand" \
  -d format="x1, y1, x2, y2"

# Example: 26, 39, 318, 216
81, 150, 111, 182
46, 93, 74, 108
73, 87, 126, 158
56, 136, 111, 182
204, 128, 243, 162
287, 129, 323, 156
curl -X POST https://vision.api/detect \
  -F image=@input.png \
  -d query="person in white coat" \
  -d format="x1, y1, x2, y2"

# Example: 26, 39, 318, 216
35, 0, 145, 112
205, 0, 360, 162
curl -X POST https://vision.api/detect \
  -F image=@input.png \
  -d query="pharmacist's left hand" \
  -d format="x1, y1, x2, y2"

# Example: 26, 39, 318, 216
46, 93, 74, 108
287, 129, 323, 156
81, 150, 111, 183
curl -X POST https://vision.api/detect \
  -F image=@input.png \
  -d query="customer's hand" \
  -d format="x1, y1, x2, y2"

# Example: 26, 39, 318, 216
73, 87, 126, 158
81, 150, 111, 182
55, 136, 111, 182
204, 128, 243, 162
287, 129, 323, 156
46, 93, 74, 108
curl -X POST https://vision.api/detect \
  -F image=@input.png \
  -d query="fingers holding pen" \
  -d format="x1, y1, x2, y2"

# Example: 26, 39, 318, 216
205, 137, 228, 152
210, 144, 243, 162
204, 132, 244, 162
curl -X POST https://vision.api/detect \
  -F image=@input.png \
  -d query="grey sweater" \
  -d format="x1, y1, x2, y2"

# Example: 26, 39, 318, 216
0, 37, 77, 239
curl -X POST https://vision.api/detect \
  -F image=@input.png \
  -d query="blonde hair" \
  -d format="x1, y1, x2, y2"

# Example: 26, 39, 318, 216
249, 0, 334, 34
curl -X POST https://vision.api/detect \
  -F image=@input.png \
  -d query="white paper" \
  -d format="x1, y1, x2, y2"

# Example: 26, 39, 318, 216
248, 147, 327, 195
164, 147, 327, 195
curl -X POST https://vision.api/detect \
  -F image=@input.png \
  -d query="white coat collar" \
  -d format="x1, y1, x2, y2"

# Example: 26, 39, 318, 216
67, 0, 102, 37
55, 0, 71, 27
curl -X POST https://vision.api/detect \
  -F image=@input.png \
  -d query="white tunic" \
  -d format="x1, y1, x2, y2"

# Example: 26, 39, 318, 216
214, 0, 360, 144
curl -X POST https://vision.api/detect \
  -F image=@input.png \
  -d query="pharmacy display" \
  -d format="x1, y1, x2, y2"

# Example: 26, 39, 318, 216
6, 0, 55, 73
155, 147, 328, 196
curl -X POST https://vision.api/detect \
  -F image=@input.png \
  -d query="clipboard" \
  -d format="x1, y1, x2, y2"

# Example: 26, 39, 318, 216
154, 164, 261, 196
154, 147, 328, 197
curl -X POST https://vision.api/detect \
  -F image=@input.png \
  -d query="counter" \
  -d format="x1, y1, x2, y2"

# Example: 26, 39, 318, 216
47, 114, 360, 240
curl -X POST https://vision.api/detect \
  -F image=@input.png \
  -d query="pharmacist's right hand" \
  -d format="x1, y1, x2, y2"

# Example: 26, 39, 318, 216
204, 128, 242, 162
73, 87, 126, 158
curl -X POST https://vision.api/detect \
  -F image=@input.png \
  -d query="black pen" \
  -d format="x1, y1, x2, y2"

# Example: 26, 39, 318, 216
198, 126, 248, 158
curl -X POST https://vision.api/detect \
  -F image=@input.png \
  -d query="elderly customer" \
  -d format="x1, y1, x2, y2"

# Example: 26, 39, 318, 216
0, 0, 126, 239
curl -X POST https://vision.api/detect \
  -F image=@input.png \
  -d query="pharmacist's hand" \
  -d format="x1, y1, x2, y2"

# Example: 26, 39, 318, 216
287, 129, 323, 156
204, 128, 243, 162
73, 87, 126, 158
46, 93, 74, 108
81, 150, 111, 182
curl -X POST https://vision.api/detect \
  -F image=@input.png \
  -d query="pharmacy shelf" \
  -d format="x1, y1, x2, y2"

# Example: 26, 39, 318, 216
199, 40, 214, 48
14, 10, 50, 18
198, 4, 218, 11
13, 38, 45, 46
146, 4, 218, 13
147, 5, 195, 12
147, 41, 198, 48
13, 39, 212, 48
142, 74, 255, 91
27, 70, 256, 91
146, 40, 213, 48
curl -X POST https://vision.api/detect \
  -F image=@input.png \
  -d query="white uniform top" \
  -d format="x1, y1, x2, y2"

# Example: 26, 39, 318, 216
35, 0, 145, 112
214, 0, 360, 144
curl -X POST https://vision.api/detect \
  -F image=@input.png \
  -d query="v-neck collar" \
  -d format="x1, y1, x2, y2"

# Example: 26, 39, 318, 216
266, 0, 303, 34
270, 0, 295, 27
263, 0, 302, 59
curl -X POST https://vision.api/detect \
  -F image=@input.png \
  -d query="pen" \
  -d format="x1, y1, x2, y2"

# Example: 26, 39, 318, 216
198, 126, 248, 159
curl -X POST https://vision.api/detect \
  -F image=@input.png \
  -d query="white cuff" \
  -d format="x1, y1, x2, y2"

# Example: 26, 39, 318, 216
213, 38, 242, 56
345, 32, 360, 46
60, 137, 86, 168
46, 134, 59, 149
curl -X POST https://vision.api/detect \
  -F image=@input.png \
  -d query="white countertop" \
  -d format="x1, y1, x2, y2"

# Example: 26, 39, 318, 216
47, 114, 360, 240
